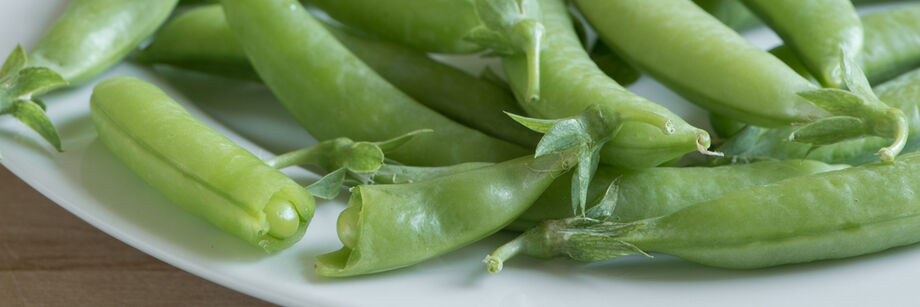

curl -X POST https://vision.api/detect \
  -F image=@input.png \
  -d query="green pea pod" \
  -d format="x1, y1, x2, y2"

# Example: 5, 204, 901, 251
489, 152, 920, 271
221, 0, 526, 166
859, 3, 920, 86
502, 0, 712, 172
91, 77, 314, 253
742, 0, 862, 88
0, 0, 177, 152
508, 159, 845, 231
137, 5, 539, 148
719, 67, 920, 165
575, 0, 908, 163
315, 151, 574, 277
309, 0, 546, 102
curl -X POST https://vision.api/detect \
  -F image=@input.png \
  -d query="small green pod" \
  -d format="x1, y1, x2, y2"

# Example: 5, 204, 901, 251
503, 0, 711, 169
137, 4, 539, 148
508, 160, 845, 231
742, 0, 863, 88
315, 152, 572, 277
91, 77, 315, 253
491, 152, 920, 270
221, 0, 526, 166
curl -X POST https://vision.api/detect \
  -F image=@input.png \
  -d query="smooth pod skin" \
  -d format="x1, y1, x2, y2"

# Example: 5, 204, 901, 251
315, 152, 572, 276
503, 0, 710, 169
494, 152, 920, 270
507, 160, 844, 231
719, 67, 920, 165
30, 0, 177, 84
574, 0, 826, 128
742, 0, 862, 88
138, 5, 539, 148
631, 152, 920, 268
307, 0, 483, 54
221, 0, 526, 166
861, 4, 920, 85
91, 77, 314, 253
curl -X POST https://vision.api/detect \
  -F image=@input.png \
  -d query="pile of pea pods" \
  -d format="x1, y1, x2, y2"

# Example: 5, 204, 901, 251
7, 0, 920, 277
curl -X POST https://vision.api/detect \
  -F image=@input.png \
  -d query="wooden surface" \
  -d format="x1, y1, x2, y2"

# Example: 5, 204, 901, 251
0, 166, 271, 306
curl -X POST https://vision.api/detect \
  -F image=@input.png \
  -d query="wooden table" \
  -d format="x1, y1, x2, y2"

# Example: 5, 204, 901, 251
0, 166, 270, 306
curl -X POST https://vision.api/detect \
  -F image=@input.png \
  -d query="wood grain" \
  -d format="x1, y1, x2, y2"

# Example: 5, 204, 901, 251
0, 166, 271, 306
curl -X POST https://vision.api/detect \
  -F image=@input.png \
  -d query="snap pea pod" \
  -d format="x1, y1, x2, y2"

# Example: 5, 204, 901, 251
489, 152, 920, 271
315, 151, 575, 277
137, 5, 539, 148
860, 3, 920, 86
719, 67, 920, 165
221, 0, 527, 166
309, 0, 546, 101
742, 0, 862, 88
502, 0, 712, 171
0, 0, 177, 152
576, 0, 909, 163
91, 77, 314, 253
507, 160, 845, 231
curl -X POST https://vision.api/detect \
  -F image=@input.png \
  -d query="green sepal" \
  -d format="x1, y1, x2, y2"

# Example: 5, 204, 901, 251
306, 168, 348, 200
585, 180, 619, 220
465, 0, 544, 102
797, 88, 868, 117
0, 45, 26, 80
15, 67, 67, 97
840, 48, 874, 100
508, 106, 621, 215
373, 129, 432, 153
790, 116, 867, 145
485, 216, 648, 273
12, 99, 62, 152
265, 130, 429, 172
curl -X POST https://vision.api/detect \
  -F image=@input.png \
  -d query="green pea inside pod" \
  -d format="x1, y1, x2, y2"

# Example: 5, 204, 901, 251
315, 152, 576, 277
91, 76, 314, 253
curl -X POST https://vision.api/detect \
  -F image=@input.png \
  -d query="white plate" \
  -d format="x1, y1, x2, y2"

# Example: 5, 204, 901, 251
2, 1, 919, 306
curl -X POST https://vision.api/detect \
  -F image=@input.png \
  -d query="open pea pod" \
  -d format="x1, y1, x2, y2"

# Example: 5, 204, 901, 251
490, 152, 920, 271
137, 4, 538, 148
0, 0, 177, 152
91, 77, 314, 253
315, 151, 575, 277
508, 159, 845, 231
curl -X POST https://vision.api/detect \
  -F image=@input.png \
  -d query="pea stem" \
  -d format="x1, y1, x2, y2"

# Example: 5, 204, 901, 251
877, 110, 909, 163
265, 146, 322, 169
521, 20, 544, 103
485, 233, 527, 273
